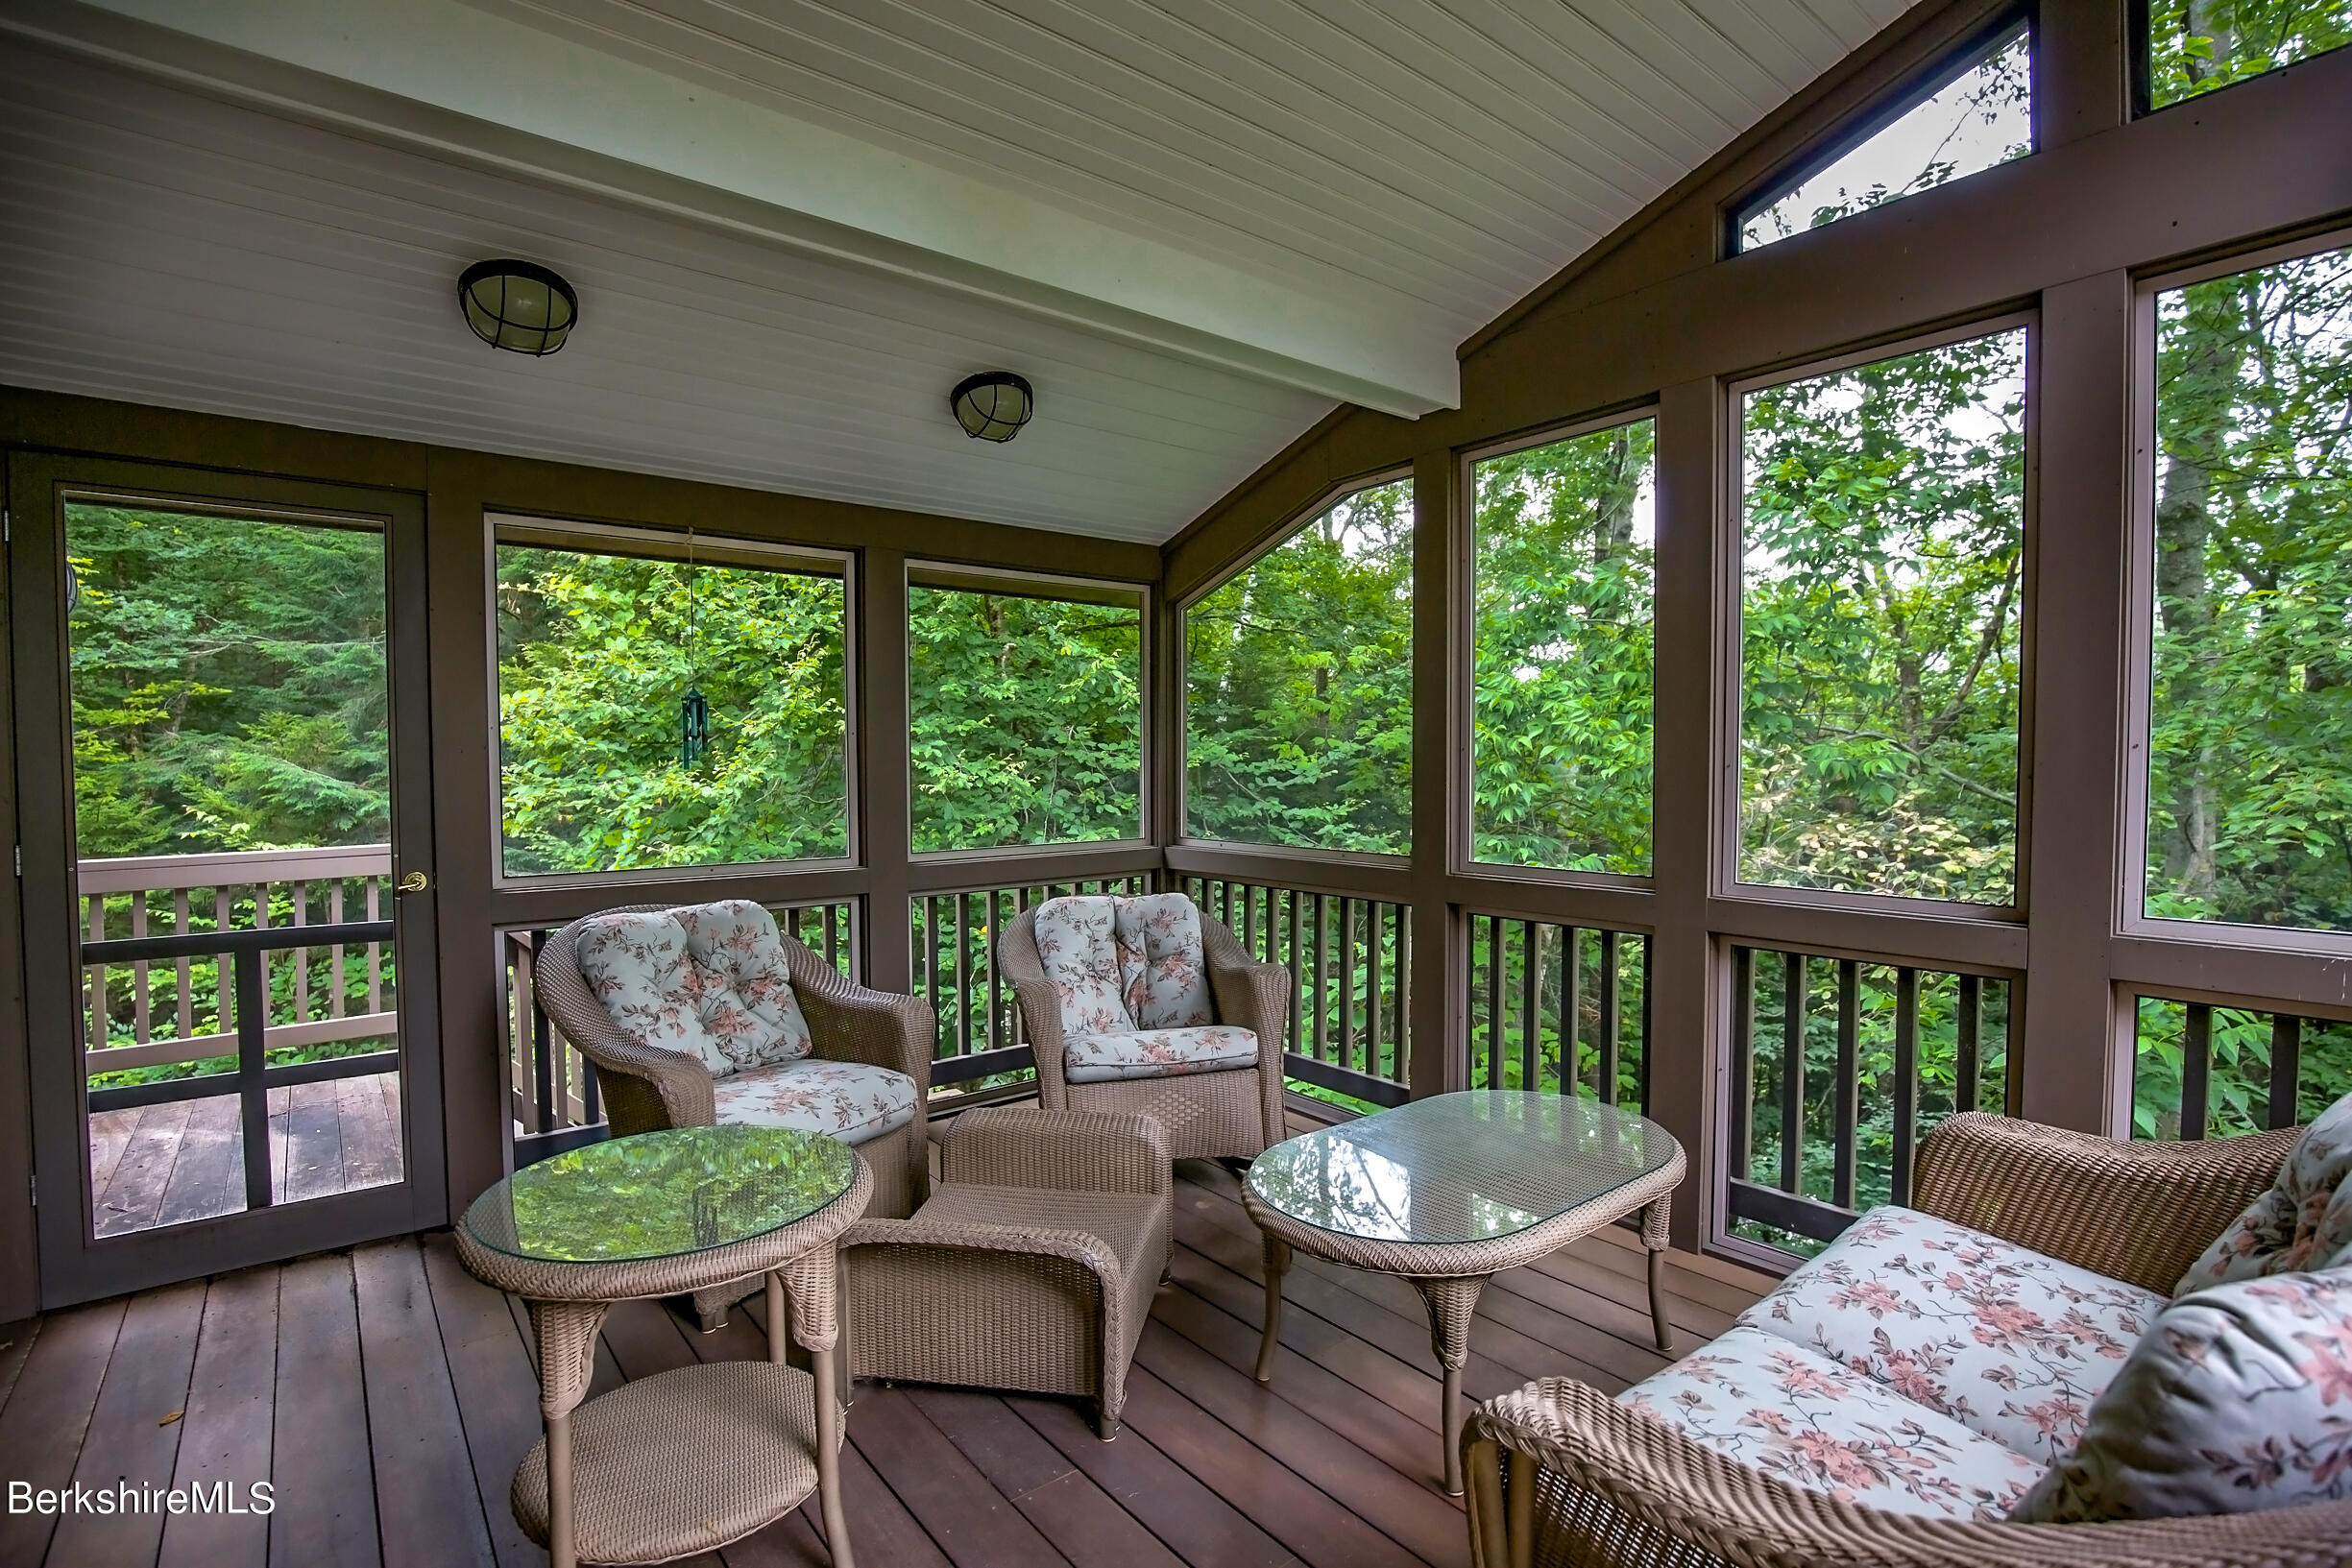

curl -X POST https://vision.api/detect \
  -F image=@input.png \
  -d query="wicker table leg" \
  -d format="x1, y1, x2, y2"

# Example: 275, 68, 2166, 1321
1641, 1196, 1674, 1353
525, 1299, 608, 1568
1410, 1275, 1490, 1497
1254, 1234, 1293, 1383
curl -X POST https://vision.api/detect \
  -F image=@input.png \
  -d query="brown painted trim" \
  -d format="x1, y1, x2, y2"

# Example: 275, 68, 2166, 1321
0, 452, 36, 1319
860, 549, 914, 995
1407, 447, 1462, 1100
2109, 944, 2352, 1024
1162, 844, 1410, 903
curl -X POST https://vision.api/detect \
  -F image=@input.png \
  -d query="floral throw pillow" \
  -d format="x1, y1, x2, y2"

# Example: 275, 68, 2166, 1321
1114, 894, 1215, 1029
1031, 896, 1135, 1038
2176, 1090, 2352, 1296
2011, 1268, 2352, 1523
574, 911, 731, 1076
671, 900, 813, 1072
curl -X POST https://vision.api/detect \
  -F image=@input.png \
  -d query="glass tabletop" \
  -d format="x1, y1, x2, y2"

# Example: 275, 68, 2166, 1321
461, 1125, 858, 1265
1246, 1091, 1677, 1245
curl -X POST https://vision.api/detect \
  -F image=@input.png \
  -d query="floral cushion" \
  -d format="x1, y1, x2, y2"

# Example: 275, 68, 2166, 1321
672, 900, 813, 1071
710, 1057, 917, 1146
574, 911, 731, 1076
1739, 1205, 2163, 1465
1114, 894, 1214, 1029
2012, 1268, 2352, 1522
1063, 1025, 1260, 1084
2176, 1090, 2352, 1296
1621, 1323, 2045, 1521
1031, 896, 1137, 1037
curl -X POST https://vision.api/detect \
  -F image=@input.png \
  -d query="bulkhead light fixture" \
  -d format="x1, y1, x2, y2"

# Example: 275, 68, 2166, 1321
950, 372, 1034, 442
458, 259, 577, 356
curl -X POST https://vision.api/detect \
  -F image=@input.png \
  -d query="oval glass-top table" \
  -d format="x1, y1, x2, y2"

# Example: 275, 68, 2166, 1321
456, 1125, 872, 1568
1243, 1091, 1685, 1495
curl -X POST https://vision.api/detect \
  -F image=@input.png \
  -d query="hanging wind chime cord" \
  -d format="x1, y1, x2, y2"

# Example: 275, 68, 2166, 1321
681, 525, 711, 768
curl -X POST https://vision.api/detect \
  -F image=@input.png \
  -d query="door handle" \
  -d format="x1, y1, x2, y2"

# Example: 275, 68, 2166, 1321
397, 871, 429, 894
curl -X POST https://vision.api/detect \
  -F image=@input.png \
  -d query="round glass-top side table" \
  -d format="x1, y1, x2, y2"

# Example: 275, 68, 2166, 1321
456, 1126, 871, 1568
1242, 1092, 1686, 1496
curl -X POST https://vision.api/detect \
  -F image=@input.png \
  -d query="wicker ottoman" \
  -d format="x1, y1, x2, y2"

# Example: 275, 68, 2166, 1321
841, 1106, 1171, 1437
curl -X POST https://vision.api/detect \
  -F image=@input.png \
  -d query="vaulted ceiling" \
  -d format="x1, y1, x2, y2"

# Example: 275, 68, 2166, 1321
0, 0, 1914, 542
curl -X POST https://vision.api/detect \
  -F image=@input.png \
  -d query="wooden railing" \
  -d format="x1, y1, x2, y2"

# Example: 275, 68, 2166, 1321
916, 875, 1151, 1094
2131, 994, 2349, 1142
1467, 914, 1649, 1109
1182, 875, 1412, 1109
79, 845, 395, 1080
1726, 943, 2017, 1257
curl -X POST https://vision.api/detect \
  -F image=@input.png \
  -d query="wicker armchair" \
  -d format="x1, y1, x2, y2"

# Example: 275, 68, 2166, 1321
1000, 898, 1288, 1161
534, 905, 934, 1327
842, 1106, 1171, 1438
1462, 1113, 2351, 1568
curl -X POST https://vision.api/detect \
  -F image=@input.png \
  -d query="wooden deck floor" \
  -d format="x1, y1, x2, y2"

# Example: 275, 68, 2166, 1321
0, 1156, 1768, 1568
87, 1073, 404, 1237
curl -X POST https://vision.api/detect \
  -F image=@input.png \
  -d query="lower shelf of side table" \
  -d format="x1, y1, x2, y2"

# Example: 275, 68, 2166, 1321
513, 1360, 840, 1565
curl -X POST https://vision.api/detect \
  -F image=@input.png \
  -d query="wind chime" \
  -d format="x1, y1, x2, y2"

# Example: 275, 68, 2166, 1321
680, 528, 712, 767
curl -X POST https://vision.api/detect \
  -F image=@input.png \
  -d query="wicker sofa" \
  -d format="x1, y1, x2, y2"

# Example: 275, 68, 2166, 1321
1000, 894, 1288, 1162
1463, 1113, 2352, 1568
534, 904, 933, 1327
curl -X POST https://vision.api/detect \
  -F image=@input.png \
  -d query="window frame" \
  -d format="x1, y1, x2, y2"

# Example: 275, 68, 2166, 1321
1455, 404, 1663, 892
1717, 308, 2042, 922
1176, 467, 1416, 867
1724, 7, 2036, 258
483, 512, 859, 891
903, 559, 1153, 865
2130, 0, 2352, 116
2119, 223, 2352, 959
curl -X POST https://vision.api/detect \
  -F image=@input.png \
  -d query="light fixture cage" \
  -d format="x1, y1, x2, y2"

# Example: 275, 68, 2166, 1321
950, 372, 1035, 442
459, 259, 578, 356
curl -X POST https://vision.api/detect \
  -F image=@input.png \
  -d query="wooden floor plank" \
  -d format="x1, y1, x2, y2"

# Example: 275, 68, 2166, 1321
908, 1387, 1189, 1568
95, 1101, 196, 1238
0, 1317, 41, 1418
269, 1253, 379, 1568
352, 1238, 498, 1568
335, 1073, 403, 1194
159, 1266, 279, 1568
88, 1108, 137, 1200
846, 1385, 1074, 1568
1010, 1391, 1301, 1568
1133, 1320, 1468, 1568
155, 1094, 246, 1230
279, 1082, 347, 1206
418, 1233, 546, 1568
49, 1278, 206, 1568
0, 1298, 125, 1567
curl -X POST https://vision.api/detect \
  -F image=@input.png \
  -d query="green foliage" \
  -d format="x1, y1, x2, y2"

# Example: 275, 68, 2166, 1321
2131, 999, 2352, 1140
1185, 480, 1415, 852
909, 586, 1140, 852
1472, 421, 1656, 874
1464, 922, 1649, 1109
67, 505, 389, 858
2146, 244, 2352, 931
1740, 329, 2026, 904
497, 546, 849, 874
2148, 0, 2352, 108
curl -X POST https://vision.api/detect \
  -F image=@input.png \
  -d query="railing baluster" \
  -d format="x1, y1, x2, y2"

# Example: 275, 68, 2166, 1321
925, 898, 942, 1047
217, 888, 235, 1036
1366, 904, 1383, 1076
1780, 952, 1806, 1196
1518, 921, 1540, 1093
329, 880, 348, 1020
2269, 1014, 2302, 1130
1637, 935, 1653, 1113
533, 929, 556, 1135
1395, 908, 1412, 1087
2181, 1002, 2212, 1141
1485, 914, 1504, 1090
1598, 929, 1621, 1104
1892, 967, 1920, 1206
1340, 899, 1358, 1074
1286, 891, 1303, 1057
1563, 926, 1582, 1098
1832, 959, 1859, 1210
236, 947, 272, 1210
1955, 973, 1981, 1115
131, 893, 151, 1045
1730, 947, 1754, 1182
87, 894, 107, 1055
1311, 895, 1329, 1063
825, 905, 840, 971
984, 891, 1002, 1055
174, 888, 194, 1041
954, 894, 972, 1059
292, 879, 310, 1027
365, 877, 382, 1015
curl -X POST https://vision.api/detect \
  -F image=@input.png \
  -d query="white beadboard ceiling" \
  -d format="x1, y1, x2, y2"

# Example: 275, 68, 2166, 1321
0, 0, 1913, 543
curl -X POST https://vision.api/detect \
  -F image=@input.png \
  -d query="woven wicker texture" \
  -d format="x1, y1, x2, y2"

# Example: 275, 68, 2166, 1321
510, 1361, 837, 1563
1911, 1112, 2298, 1295
840, 1107, 1171, 1435
1001, 901, 1286, 1160
1464, 1115, 2349, 1568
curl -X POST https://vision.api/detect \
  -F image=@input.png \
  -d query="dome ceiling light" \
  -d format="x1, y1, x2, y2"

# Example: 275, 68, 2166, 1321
458, 259, 577, 355
950, 372, 1034, 443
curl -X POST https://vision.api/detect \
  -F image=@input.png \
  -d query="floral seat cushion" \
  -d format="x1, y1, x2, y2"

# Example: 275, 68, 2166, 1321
711, 1057, 917, 1146
1063, 1026, 1260, 1084
575, 900, 813, 1077
1738, 1205, 2163, 1465
2013, 1267, 2352, 1522
1114, 894, 1214, 1028
2175, 1089, 2352, 1295
1620, 1322, 2045, 1522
